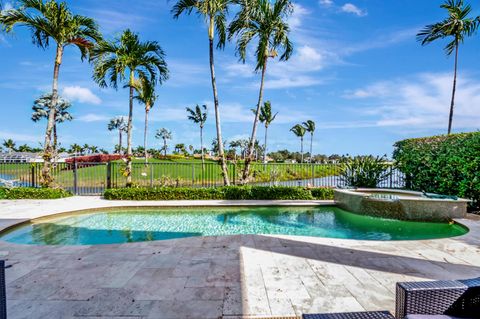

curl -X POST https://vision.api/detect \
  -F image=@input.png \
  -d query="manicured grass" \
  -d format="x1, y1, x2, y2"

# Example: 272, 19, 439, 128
1, 159, 340, 188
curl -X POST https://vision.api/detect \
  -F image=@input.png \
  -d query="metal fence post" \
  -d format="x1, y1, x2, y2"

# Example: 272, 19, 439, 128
191, 164, 195, 186
31, 164, 36, 188
106, 162, 112, 189
73, 160, 78, 195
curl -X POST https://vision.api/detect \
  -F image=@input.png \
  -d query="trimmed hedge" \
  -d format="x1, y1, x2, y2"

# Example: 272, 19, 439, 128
0, 187, 73, 199
393, 132, 480, 209
104, 186, 335, 201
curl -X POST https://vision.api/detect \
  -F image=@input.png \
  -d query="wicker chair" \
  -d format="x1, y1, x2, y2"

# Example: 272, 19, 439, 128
0, 260, 6, 319
396, 278, 480, 319
303, 278, 480, 319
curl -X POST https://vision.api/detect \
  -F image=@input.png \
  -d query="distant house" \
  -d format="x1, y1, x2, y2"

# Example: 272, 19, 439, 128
0, 152, 70, 163
284, 159, 297, 164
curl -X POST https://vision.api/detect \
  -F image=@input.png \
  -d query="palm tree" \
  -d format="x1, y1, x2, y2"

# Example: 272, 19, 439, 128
17, 144, 32, 152
133, 77, 158, 164
32, 93, 73, 155
172, 0, 234, 186
1, 0, 102, 187
89, 145, 98, 154
186, 104, 208, 166
155, 128, 172, 157
252, 101, 277, 163
2, 139, 16, 153
108, 117, 127, 154
68, 143, 82, 155
229, 0, 293, 181
290, 124, 306, 163
302, 120, 315, 162
417, 0, 477, 134
91, 29, 168, 186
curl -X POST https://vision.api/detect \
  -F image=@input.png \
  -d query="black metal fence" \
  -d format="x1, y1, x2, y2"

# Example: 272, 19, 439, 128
0, 161, 405, 196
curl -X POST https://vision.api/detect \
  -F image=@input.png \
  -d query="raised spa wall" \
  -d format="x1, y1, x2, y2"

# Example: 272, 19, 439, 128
334, 188, 470, 221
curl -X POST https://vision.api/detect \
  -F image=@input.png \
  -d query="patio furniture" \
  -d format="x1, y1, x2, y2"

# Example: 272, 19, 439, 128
303, 277, 480, 319
1, 260, 6, 319
396, 278, 480, 319
303, 311, 395, 319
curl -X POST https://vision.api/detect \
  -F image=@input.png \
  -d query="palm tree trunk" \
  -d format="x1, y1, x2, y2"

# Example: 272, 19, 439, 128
126, 71, 134, 186
209, 16, 230, 186
448, 40, 459, 135
119, 130, 122, 155
242, 57, 268, 183
263, 125, 268, 164
310, 133, 313, 162
41, 45, 63, 187
53, 123, 58, 163
200, 125, 205, 169
301, 137, 304, 163
163, 139, 167, 157
144, 105, 150, 165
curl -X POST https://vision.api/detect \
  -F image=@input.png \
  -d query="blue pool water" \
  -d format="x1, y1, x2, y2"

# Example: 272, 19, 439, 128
0, 206, 468, 245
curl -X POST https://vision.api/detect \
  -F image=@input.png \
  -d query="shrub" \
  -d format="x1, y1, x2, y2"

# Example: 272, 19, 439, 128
1, 187, 73, 199
65, 154, 124, 164
393, 132, 480, 209
0, 188, 7, 199
103, 186, 336, 201
311, 187, 335, 200
340, 156, 391, 188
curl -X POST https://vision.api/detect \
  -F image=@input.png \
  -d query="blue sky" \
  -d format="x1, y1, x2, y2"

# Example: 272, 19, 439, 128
1, 0, 480, 156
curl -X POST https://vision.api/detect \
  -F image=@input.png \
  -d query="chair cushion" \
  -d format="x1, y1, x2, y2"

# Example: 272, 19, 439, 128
405, 315, 473, 319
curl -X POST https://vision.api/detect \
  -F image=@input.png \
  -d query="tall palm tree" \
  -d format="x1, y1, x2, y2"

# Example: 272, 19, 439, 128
0, 0, 102, 186
2, 139, 16, 153
133, 77, 158, 164
290, 124, 306, 163
68, 143, 82, 155
302, 120, 315, 162
91, 29, 168, 186
32, 93, 73, 155
108, 117, 127, 154
417, 0, 477, 134
186, 104, 208, 166
172, 0, 234, 186
155, 128, 172, 157
229, 0, 293, 181
252, 101, 277, 163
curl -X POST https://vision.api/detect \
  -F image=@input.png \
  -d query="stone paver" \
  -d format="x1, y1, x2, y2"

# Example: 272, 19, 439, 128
0, 198, 479, 318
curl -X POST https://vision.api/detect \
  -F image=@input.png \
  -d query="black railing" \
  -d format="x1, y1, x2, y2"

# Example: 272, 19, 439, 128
0, 161, 406, 195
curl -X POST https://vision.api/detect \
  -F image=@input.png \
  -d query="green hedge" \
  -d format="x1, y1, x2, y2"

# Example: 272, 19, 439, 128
0, 187, 73, 199
104, 186, 335, 201
393, 132, 480, 208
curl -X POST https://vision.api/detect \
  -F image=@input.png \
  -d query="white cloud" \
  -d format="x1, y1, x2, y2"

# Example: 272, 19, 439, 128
343, 72, 480, 130
0, 131, 40, 143
341, 3, 367, 17
319, 0, 334, 6
289, 3, 310, 30
77, 114, 110, 122
62, 86, 102, 105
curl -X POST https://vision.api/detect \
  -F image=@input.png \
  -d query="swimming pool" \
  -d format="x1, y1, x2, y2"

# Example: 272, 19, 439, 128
0, 206, 468, 245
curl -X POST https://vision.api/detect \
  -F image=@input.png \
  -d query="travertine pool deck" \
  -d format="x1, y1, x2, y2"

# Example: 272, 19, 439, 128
0, 197, 479, 319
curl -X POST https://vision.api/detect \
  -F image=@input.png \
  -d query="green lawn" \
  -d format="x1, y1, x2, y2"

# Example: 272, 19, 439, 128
1, 159, 341, 188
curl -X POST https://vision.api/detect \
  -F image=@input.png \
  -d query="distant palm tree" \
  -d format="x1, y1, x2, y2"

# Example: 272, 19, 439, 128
89, 145, 98, 154
2, 139, 16, 153
68, 144, 82, 155
252, 101, 277, 163
155, 128, 172, 157
229, 0, 293, 181
92, 29, 168, 185
108, 117, 127, 154
17, 144, 32, 152
186, 104, 208, 166
290, 124, 306, 163
172, 0, 234, 186
0, 0, 102, 186
417, 0, 478, 134
133, 77, 158, 164
32, 93, 73, 155
302, 120, 316, 162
